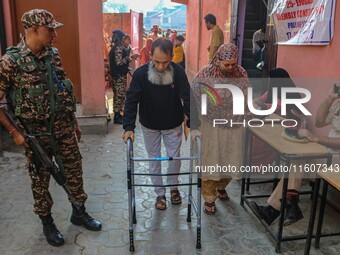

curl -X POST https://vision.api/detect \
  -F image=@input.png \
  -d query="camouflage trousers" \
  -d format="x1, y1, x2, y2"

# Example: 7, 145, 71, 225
26, 114, 87, 216
111, 75, 127, 114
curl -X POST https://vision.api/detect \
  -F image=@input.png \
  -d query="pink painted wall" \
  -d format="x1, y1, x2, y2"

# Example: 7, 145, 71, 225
103, 13, 131, 37
172, 0, 188, 4
77, 0, 106, 115
2, 0, 14, 49
276, 0, 340, 136
103, 11, 143, 55
185, 0, 232, 80
185, 0, 200, 80
2, 0, 105, 116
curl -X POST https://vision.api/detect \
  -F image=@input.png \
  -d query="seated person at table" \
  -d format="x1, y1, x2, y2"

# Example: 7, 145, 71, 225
299, 82, 340, 161
250, 81, 340, 226
251, 68, 302, 167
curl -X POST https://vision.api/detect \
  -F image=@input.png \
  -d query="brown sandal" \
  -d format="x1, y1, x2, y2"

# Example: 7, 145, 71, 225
204, 201, 216, 215
170, 189, 182, 204
217, 189, 230, 201
155, 195, 167, 210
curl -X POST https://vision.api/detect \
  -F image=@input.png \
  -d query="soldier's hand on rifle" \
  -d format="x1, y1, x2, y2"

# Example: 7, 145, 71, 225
123, 131, 134, 143
11, 129, 29, 148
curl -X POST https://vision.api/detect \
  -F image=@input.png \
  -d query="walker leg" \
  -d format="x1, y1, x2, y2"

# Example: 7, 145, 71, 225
187, 156, 193, 223
196, 226, 201, 249
133, 206, 137, 224
129, 230, 135, 252
187, 204, 192, 222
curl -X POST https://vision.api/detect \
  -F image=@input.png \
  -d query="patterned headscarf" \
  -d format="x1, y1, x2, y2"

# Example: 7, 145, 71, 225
215, 43, 239, 61
201, 43, 244, 79
191, 43, 250, 127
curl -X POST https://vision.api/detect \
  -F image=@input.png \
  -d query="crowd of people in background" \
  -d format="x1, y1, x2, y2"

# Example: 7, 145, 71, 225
106, 23, 188, 125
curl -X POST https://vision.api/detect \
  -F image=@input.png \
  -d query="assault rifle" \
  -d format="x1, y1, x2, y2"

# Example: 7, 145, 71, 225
0, 106, 82, 210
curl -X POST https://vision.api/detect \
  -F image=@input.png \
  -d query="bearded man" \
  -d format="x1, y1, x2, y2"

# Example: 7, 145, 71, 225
122, 38, 200, 210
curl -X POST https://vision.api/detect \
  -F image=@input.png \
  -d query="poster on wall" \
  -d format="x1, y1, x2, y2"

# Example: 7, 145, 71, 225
271, 0, 336, 45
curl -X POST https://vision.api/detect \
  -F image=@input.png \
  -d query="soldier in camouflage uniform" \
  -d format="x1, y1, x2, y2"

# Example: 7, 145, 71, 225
109, 30, 138, 124
0, 9, 101, 247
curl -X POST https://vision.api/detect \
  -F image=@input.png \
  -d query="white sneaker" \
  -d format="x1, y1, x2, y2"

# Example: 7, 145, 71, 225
256, 61, 265, 70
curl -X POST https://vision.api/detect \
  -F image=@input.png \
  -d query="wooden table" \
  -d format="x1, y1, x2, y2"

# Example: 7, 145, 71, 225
304, 171, 340, 254
249, 125, 329, 155
318, 171, 340, 190
241, 124, 332, 253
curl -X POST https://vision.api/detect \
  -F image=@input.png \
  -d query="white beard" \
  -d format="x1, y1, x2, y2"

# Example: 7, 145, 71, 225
147, 62, 174, 85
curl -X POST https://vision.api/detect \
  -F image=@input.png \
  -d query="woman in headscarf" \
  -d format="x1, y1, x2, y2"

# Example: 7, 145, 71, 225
139, 38, 153, 65
192, 43, 249, 215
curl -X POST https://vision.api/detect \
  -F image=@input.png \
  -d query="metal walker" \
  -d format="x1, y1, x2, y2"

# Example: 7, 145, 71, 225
126, 136, 202, 252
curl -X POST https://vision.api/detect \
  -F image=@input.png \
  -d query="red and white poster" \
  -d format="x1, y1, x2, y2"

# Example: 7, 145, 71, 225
271, 0, 336, 45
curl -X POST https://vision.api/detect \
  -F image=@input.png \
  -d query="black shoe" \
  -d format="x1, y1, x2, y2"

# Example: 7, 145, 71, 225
39, 214, 64, 247
113, 114, 123, 125
249, 201, 280, 225
284, 196, 303, 226
70, 205, 102, 231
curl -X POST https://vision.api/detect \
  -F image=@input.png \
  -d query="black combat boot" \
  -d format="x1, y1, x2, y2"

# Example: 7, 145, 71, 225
70, 205, 102, 231
113, 112, 123, 124
249, 201, 280, 225
284, 196, 303, 226
39, 214, 64, 247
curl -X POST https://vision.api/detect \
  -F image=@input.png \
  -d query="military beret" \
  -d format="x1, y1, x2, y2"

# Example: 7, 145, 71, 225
112, 30, 125, 37
21, 9, 63, 29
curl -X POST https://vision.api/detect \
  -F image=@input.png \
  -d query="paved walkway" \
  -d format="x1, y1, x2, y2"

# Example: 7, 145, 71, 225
0, 122, 339, 255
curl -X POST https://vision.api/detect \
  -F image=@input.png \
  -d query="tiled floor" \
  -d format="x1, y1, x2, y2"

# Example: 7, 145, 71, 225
0, 121, 339, 255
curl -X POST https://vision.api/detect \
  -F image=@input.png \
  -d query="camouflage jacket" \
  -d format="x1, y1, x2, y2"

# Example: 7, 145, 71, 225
0, 38, 76, 132
109, 42, 130, 77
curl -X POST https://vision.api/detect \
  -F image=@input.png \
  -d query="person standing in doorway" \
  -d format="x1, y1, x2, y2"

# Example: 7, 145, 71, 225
204, 13, 224, 63
252, 22, 267, 70
109, 30, 138, 124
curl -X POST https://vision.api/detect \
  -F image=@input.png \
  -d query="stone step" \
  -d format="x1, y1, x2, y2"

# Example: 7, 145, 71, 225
243, 48, 254, 59
245, 12, 258, 22
243, 39, 253, 49
244, 29, 257, 39
76, 104, 109, 135
246, 5, 257, 13
244, 21, 261, 30
246, 69, 264, 78
242, 58, 258, 69
77, 116, 109, 135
